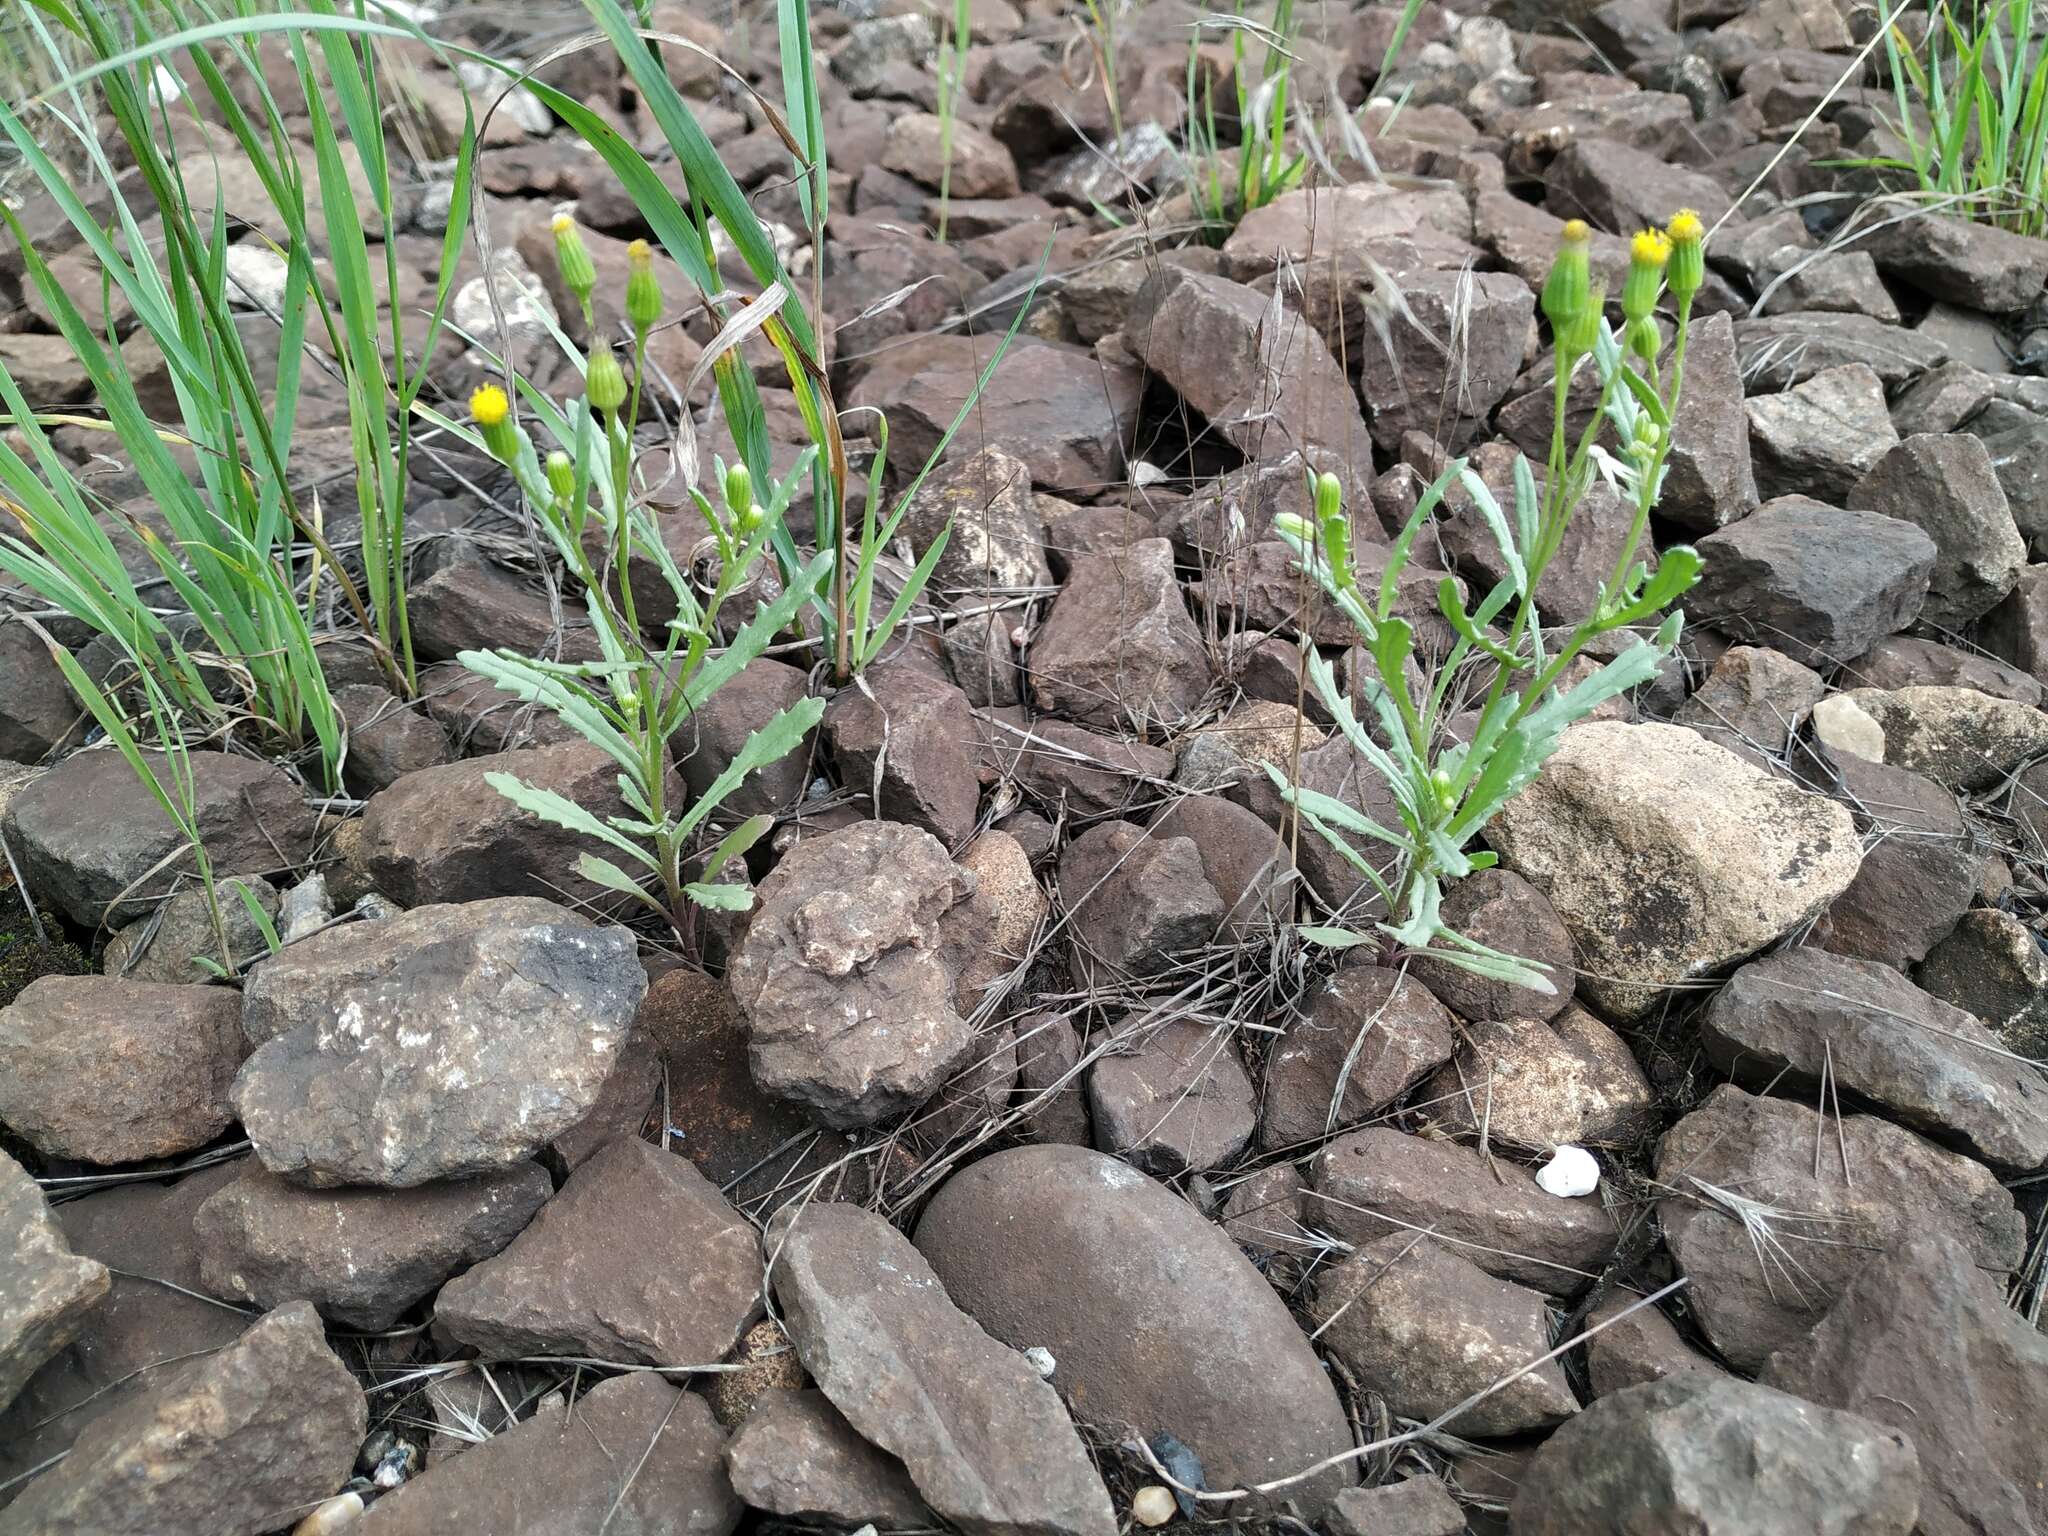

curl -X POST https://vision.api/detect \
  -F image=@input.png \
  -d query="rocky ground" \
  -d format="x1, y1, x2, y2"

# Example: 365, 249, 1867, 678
4, 0, 2048, 1533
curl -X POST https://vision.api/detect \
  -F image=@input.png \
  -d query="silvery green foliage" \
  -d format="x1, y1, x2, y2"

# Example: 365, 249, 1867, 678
1272, 319, 1702, 992
459, 369, 831, 930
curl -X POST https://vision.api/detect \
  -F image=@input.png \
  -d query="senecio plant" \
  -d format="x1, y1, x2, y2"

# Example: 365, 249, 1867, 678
1273, 212, 1708, 992
461, 218, 830, 938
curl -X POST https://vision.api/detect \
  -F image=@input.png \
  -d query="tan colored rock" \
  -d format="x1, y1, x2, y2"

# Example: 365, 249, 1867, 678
1491, 721, 1862, 1020
1422, 1006, 1654, 1149
1828, 685, 2048, 791
942, 830, 1046, 1012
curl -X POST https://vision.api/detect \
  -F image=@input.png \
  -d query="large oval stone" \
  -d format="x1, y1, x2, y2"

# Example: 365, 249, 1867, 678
914, 1144, 1353, 1513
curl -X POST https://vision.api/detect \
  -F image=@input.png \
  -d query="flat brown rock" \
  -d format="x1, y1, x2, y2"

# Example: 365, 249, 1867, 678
1657, 1085, 2025, 1371
1309, 1127, 1618, 1296
436, 1137, 761, 1366
773, 1203, 1116, 1536
725, 1388, 932, 1528
358, 1374, 740, 1536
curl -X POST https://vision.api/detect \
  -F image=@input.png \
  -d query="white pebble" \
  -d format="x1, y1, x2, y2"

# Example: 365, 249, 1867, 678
1132, 1486, 1177, 1527
1022, 1345, 1056, 1378
1536, 1144, 1600, 1198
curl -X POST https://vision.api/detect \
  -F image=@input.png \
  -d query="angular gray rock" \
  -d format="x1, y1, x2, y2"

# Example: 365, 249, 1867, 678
1421, 1007, 1654, 1150
846, 333, 1139, 494
1671, 644, 1826, 761
1508, 1374, 1920, 1536
0, 1151, 107, 1416
727, 820, 974, 1129
232, 898, 645, 1187
1762, 1234, 2048, 1536
1408, 868, 1576, 1024
1313, 1235, 1577, 1438
1845, 633, 2041, 703
823, 663, 982, 846
1057, 819, 1225, 983
1700, 948, 2048, 1173
0, 977, 244, 1165
103, 876, 279, 983
1122, 266, 1368, 462
1735, 311, 1948, 390
1660, 312, 1759, 532
1656, 1085, 2025, 1371
1807, 752, 1977, 971
1355, 267, 1534, 452
1744, 362, 1898, 503
1258, 964, 1457, 1151
1012, 1012, 1092, 1146
1310, 1128, 1619, 1297
724, 1388, 933, 1528
1087, 1017, 1256, 1174
356, 1374, 740, 1536
192, 1162, 552, 1330
1918, 907, 2048, 1059
1326, 1480, 1466, 1536
436, 1137, 761, 1366
1847, 433, 2025, 630
0, 1303, 366, 1536
0, 1165, 245, 1500
1581, 1293, 1723, 1399
1864, 211, 2048, 313
1691, 498, 1936, 668
354, 740, 647, 908
1, 748, 315, 927
899, 445, 1053, 600
1027, 538, 1210, 731
772, 1202, 1117, 1536
915, 1144, 1355, 1513
1491, 722, 1863, 1021
673, 656, 818, 817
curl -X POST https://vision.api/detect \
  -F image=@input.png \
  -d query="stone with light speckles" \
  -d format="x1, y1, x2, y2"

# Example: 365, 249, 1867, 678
231, 897, 645, 1188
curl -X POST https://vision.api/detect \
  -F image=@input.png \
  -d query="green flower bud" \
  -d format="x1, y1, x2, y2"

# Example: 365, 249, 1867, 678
552, 213, 597, 319
1541, 220, 1592, 338
1625, 314, 1661, 364
722, 461, 753, 521
585, 339, 628, 415
544, 449, 575, 503
625, 239, 661, 337
1666, 209, 1705, 306
1558, 284, 1604, 362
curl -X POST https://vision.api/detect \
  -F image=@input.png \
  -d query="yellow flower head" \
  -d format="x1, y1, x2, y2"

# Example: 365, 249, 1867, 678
551, 211, 574, 234
1561, 219, 1589, 244
471, 384, 519, 464
469, 384, 510, 427
1667, 209, 1704, 245
1630, 229, 1672, 267
1623, 230, 1669, 329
